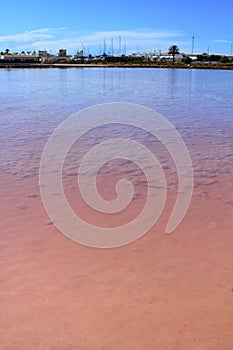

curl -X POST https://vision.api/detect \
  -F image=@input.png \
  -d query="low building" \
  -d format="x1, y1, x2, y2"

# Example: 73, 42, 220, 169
75, 50, 84, 58
0, 54, 40, 63
184, 54, 198, 61
38, 50, 48, 57
41, 54, 58, 63
131, 52, 145, 58
41, 53, 72, 63
151, 53, 183, 61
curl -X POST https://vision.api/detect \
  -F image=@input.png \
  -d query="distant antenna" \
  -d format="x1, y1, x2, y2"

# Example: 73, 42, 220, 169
207, 46, 210, 55
111, 38, 114, 55
119, 35, 122, 55
192, 36, 195, 54
137, 44, 139, 53
124, 43, 126, 55
81, 43, 85, 56
103, 39, 106, 55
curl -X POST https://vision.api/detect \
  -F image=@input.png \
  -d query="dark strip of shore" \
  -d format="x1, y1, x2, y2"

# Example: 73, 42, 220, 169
1, 62, 233, 70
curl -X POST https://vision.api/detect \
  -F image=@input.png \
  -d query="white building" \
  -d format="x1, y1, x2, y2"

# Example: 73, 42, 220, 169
0, 54, 40, 62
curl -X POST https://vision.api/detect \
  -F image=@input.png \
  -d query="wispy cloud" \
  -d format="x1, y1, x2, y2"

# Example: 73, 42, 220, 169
0, 28, 183, 53
212, 39, 232, 44
2, 28, 232, 55
0, 28, 65, 44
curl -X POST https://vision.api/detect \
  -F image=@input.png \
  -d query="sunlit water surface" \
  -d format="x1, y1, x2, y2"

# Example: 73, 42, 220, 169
0, 68, 233, 208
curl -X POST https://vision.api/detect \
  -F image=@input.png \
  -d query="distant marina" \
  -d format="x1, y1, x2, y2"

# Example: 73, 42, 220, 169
1, 46, 233, 70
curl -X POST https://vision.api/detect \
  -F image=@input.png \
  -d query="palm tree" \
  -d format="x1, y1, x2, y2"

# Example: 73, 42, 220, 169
5, 49, 10, 54
168, 45, 180, 63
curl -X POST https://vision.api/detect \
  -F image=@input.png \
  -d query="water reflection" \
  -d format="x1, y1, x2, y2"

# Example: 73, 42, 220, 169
0, 67, 233, 180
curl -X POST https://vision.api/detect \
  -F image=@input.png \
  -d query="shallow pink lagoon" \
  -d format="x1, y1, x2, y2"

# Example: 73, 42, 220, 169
1, 68, 233, 349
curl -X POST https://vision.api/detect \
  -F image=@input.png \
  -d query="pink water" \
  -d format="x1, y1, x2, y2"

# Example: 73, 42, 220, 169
0, 68, 233, 349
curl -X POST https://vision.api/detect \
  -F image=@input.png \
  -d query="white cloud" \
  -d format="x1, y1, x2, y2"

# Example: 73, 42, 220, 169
0, 28, 183, 54
0, 28, 65, 44
212, 39, 232, 44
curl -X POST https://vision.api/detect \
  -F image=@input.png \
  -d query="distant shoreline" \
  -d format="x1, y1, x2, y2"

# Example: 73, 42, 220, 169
1, 62, 233, 70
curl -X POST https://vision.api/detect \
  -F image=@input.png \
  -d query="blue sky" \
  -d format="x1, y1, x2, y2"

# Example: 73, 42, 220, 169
0, 0, 232, 55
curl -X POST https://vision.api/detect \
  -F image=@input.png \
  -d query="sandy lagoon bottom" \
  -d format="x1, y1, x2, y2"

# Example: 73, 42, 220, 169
1, 132, 233, 350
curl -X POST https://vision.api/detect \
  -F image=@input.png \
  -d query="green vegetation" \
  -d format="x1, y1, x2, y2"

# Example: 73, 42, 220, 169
182, 56, 192, 65
219, 56, 230, 63
196, 54, 230, 63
